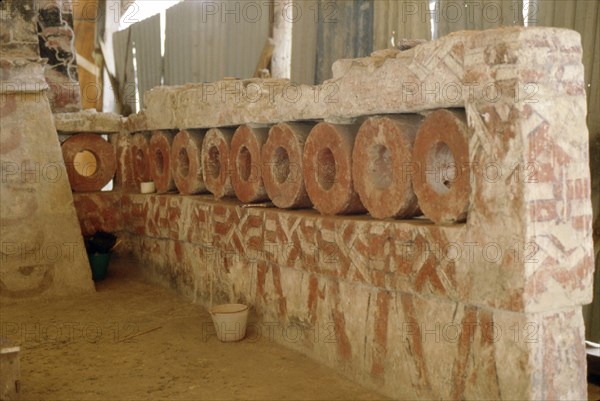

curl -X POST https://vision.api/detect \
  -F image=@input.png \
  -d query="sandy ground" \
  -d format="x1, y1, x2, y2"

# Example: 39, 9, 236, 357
591, 381, 600, 401
3, 257, 599, 401
1, 257, 387, 401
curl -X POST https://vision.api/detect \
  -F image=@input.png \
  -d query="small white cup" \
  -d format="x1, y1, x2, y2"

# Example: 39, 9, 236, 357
140, 181, 156, 194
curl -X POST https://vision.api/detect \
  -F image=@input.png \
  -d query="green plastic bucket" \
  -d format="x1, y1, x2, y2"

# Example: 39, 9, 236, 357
88, 252, 111, 281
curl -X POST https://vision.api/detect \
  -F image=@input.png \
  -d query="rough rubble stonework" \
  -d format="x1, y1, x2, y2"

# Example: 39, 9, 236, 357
67, 26, 594, 400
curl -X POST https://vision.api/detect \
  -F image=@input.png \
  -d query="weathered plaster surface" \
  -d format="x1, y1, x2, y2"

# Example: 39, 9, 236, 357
68, 26, 593, 399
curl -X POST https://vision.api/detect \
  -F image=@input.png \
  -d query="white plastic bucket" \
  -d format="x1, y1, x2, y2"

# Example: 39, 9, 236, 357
140, 181, 156, 194
209, 303, 249, 342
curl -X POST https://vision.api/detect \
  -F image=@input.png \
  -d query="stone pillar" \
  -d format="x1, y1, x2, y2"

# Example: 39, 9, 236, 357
271, 1, 319, 85
459, 28, 594, 399
0, 0, 93, 298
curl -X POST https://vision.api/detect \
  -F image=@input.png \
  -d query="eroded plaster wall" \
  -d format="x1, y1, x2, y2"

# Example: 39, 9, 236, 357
37, 0, 82, 112
66, 27, 594, 400
0, 0, 93, 298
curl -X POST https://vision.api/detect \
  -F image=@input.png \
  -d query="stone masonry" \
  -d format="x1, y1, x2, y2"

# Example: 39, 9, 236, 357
1, 0, 93, 298
65, 27, 593, 400
36, 0, 82, 112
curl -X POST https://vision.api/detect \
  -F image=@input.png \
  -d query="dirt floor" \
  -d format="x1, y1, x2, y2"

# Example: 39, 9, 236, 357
1, 257, 387, 401
590, 379, 600, 401
2, 257, 600, 401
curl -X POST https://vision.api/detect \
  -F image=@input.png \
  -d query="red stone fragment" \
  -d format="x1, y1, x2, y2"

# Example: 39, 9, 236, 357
171, 129, 207, 195
303, 122, 366, 215
412, 109, 470, 224
149, 130, 176, 193
261, 122, 313, 209
61, 132, 116, 192
353, 115, 423, 219
229, 125, 270, 203
201, 127, 236, 199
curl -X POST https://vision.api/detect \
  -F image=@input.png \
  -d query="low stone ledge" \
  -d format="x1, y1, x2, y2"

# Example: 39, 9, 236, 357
53, 109, 124, 134
121, 230, 586, 401
74, 192, 558, 313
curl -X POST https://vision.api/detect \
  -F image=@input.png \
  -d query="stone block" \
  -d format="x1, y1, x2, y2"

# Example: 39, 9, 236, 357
112, 132, 137, 192
303, 122, 365, 215
201, 128, 236, 199
230, 125, 270, 203
130, 132, 151, 190
148, 131, 176, 193
461, 28, 594, 311
53, 109, 124, 133
1, 92, 94, 298
261, 122, 313, 209
352, 115, 422, 219
171, 129, 207, 195
412, 109, 470, 224
61, 133, 116, 192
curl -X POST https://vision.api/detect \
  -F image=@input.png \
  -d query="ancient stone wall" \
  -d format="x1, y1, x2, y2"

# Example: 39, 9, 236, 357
1, 0, 93, 298
64, 27, 594, 399
36, 0, 82, 112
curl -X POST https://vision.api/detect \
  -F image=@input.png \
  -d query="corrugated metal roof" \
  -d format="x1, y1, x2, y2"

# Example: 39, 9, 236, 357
316, 0, 373, 83
112, 27, 136, 113
164, 0, 269, 85
114, 0, 270, 110
131, 13, 161, 109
